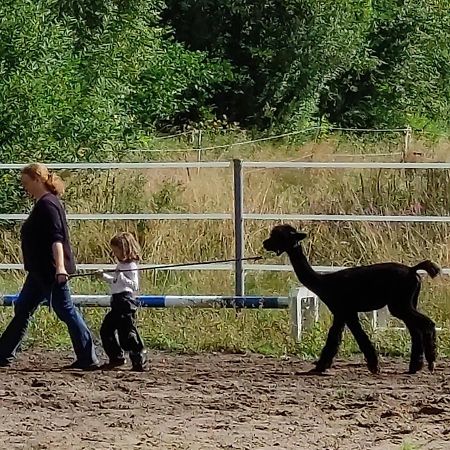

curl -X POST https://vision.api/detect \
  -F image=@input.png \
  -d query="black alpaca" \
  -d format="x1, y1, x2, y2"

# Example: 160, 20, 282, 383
263, 224, 440, 374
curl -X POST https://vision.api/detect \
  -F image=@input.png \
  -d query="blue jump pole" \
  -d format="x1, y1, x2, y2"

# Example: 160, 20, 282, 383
0, 294, 289, 309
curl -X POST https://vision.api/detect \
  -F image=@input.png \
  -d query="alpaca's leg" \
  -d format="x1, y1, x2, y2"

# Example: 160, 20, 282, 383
388, 316, 423, 373
312, 316, 345, 372
389, 301, 424, 374
345, 314, 379, 374
410, 310, 436, 372
408, 287, 425, 372
388, 294, 436, 374
389, 300, 435, 373
405, 324, 425, 374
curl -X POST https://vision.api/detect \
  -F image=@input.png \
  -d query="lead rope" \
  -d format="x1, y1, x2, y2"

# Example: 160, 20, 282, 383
68, 256, 263, 279
48, 281, 54, 313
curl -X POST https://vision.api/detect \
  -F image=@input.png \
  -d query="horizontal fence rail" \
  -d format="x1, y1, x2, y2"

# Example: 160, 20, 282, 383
0, 162, 231, 170
244, 214, 450, 222
0, 213, 231, 221
243, 161, 450, 169
2, 213, 449, 223
3, 213, 448, 222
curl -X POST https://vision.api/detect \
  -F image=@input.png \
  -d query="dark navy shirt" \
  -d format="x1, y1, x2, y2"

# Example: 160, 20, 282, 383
21, 193, 76, 281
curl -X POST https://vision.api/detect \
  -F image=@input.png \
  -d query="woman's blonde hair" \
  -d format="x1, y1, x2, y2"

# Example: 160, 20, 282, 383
110, 232, 141, 262
21, 163, 65, 196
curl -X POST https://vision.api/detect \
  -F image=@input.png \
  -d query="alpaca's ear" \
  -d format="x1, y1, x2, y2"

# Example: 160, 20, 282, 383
295, 232, 307, 241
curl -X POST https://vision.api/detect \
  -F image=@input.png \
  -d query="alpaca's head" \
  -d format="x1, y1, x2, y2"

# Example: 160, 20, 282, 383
263, 224, 307, 255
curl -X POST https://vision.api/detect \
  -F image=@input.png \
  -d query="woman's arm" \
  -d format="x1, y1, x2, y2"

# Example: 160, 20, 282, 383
44, 202, 67, 282
52, 242, 68, 283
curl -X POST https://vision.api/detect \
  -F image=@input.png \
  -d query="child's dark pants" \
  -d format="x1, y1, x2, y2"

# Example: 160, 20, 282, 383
100, 292, 144, 367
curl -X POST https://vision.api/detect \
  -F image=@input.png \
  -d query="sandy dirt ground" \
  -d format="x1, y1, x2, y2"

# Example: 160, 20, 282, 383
0, 351, 449, 450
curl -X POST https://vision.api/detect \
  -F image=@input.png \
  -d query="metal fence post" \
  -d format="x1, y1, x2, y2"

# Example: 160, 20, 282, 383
233, 159, 244, 296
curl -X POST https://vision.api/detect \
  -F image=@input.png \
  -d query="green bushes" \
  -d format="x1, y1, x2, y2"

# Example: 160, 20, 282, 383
163, 0, 450, 130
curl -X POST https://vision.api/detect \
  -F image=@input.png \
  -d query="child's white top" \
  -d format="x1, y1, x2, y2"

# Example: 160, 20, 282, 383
102, 261, 139, 295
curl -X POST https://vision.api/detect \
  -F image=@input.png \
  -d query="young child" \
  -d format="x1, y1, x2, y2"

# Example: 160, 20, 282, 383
98, 232, 146, 371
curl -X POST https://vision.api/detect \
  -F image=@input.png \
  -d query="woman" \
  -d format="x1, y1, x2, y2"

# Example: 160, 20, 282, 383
0, 163, 99, 369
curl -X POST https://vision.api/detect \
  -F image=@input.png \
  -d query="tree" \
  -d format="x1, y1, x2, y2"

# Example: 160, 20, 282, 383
0, 0, 233, 214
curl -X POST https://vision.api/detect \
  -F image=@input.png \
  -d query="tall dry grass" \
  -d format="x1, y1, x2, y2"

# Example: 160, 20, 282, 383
0, 132, 449, 357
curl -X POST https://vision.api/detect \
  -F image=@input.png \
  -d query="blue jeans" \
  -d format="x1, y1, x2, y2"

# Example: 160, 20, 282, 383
0, 273, 98, 366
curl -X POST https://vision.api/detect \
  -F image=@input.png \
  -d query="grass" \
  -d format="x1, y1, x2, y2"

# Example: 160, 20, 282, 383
0, 131, 449, 357
400, 442, 422, 450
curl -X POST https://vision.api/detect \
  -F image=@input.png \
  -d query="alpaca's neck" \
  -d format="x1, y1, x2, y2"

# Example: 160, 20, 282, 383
286, 246, 323, 294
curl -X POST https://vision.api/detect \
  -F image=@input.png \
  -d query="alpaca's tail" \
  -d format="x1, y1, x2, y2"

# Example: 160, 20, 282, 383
412, 260, 441, 279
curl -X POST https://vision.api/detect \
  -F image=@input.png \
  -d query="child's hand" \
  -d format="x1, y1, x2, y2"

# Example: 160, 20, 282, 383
94, 269, 104, 279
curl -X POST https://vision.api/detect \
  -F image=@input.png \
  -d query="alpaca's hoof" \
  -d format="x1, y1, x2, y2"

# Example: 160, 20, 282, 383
309, 366, 327, 374
428, 361, 435, 373
367, 363, 380, 375
313, 360, 332, 370
408, 360, 424, 374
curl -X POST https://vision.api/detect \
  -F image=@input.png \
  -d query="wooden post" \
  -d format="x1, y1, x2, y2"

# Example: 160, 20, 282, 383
196, 130, 203, 175
402, 126, 412, 162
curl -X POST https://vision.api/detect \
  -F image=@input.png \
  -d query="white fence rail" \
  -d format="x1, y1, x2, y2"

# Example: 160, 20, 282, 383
243, 161, 450, 169
0, 162, 231, 169
1, 160, 449, 294
0, 213, 231, 220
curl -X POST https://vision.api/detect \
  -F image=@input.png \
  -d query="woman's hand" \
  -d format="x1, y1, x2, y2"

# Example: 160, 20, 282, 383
55, 270, 69, 285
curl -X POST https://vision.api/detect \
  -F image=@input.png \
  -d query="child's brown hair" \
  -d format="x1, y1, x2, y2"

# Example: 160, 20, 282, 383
110, 232, 141, 262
